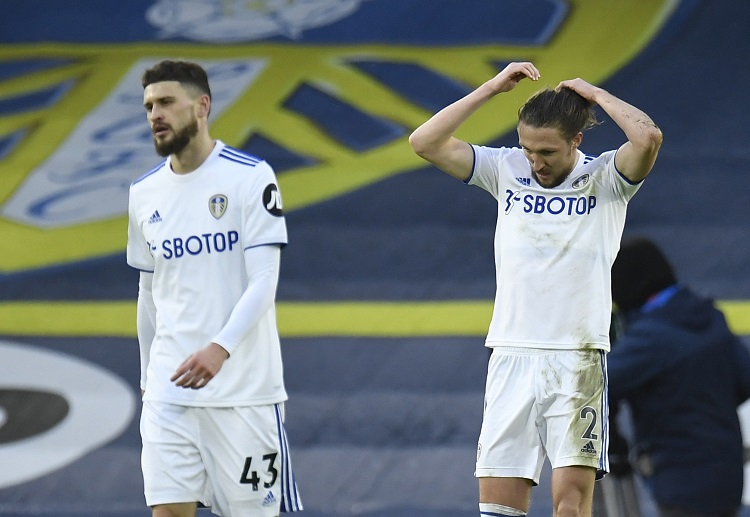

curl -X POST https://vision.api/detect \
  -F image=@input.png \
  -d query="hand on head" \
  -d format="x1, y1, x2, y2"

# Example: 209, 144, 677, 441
556, 78, 601, 104
487, 62, 541, 95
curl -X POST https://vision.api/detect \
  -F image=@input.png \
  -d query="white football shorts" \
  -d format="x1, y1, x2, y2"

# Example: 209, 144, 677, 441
475, 347, 609, 483
141, 401, 303, 515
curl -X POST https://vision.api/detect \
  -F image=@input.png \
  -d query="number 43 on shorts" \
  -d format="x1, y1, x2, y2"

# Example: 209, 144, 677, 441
239, 453, 278, 490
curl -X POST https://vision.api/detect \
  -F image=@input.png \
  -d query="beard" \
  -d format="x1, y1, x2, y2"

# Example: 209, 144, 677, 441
153, 118, 199, 157
532, 168, 571, 189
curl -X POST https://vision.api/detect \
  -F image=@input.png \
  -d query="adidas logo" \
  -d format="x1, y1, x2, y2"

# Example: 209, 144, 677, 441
580, 440, 597, 455
148, 210, 162, 224
516, 177, 531, 186
262, 490, 277, 507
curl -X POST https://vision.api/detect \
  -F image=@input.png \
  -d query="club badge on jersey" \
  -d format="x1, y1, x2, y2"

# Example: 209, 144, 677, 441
209, 194, 228, 219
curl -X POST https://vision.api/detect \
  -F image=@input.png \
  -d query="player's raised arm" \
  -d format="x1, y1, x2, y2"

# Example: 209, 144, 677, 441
558, 78, 663, 183
409, 62, 540, 181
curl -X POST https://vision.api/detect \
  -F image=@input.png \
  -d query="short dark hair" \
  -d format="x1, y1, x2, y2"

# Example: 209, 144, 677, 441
611, 236, 677, 312
518, 87, 599, 140
141, 60, 211, 100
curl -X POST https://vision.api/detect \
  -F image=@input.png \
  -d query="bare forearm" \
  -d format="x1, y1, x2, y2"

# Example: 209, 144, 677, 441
409, 81, 496, 154
409, 62, 540, 180
556, 76, 664, 181
593, 88, 662, 151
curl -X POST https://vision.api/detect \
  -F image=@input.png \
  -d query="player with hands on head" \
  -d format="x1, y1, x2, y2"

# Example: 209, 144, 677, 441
127, 60, 302, 517
409, 62, 662, 517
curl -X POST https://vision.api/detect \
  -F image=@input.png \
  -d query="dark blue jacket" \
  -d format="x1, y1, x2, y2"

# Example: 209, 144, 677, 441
608, 286, 750, 512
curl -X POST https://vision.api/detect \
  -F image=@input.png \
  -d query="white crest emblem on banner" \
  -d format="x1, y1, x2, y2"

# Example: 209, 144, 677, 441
146, 0, 364, 42
209, 194, 228, 219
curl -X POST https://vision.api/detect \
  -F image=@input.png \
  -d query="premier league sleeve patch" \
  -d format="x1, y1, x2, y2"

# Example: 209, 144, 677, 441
263, 184, 284, 217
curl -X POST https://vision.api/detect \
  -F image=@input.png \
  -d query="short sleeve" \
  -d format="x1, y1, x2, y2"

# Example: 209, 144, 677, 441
467, 145, 515, 199
606, 149, 643, 201
126, 188, 155, 272
241, 162, 288, 250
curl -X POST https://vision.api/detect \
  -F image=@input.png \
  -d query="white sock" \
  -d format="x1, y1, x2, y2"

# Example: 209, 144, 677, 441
479, 502, 526, 516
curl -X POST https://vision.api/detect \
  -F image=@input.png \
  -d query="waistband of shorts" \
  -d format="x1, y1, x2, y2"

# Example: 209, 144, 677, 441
490, 346, 602, 356
491, 346, 553, 354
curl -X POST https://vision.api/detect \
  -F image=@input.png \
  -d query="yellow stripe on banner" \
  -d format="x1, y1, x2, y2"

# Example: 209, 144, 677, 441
717, 301, 750, 336
277, 301, 492, 337
0, 300, 748, 338
0, 301, 136, 337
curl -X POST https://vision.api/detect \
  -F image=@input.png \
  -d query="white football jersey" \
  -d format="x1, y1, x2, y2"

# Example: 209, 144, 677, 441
127, 141, 288, 406
469, 145, 641, 351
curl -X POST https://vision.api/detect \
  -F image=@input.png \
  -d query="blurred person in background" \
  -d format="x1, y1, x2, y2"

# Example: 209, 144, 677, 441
608, 236, 750, 517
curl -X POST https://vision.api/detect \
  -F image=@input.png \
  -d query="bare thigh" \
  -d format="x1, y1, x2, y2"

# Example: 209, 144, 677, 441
479, 476, 534, 513
152, 502, 197, 517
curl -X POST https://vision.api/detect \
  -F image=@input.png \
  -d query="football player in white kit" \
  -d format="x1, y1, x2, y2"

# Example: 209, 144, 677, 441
127, 60, 302, 517
409, 62, 662, 516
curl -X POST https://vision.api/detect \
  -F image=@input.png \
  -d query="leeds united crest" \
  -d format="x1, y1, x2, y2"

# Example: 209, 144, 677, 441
209, 194, 228, 219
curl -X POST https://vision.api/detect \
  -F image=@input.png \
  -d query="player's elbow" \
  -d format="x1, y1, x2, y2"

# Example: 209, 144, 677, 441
409, 130, 448, 165
408, 129, 430, 158
648, 125, 663, 149
639, 124, 664, 155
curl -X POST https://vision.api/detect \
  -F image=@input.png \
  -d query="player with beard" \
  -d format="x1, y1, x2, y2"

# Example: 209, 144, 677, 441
409, 62, 662, 517
127, 60, 302, 517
